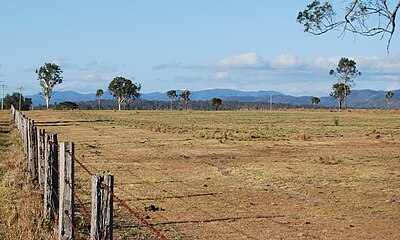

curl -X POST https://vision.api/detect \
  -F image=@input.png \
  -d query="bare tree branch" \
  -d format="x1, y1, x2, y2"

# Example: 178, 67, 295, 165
298, 0, 400, 52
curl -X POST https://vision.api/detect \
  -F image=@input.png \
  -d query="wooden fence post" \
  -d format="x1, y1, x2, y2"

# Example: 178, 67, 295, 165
44, 133, 59, 222
23, 117, 28, 158
38, 129, 46, 187
59, 142, 75, 240
90, 174, 114, 240
28, 120, 38, 182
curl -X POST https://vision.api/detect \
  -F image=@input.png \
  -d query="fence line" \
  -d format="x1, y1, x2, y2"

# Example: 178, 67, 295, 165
10, 105, 167, 240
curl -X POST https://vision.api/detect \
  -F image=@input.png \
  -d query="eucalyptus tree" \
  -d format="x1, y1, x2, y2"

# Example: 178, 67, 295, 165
329, 58, 361, 110
298, 1, 400, 51
179, 90, 191, 110
108, 77, 141, 110
212, 97, 222, 110
96, 89, 104, 110
311, 96, 320, 109
166, 90, 178, 110
36, 63, 63, 109
386, 91, 394, 109
330, 83, 351, 110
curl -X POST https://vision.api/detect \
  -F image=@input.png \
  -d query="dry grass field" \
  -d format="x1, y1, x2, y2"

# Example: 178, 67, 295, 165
25, 109, 400, 239
0, 111, 56, 239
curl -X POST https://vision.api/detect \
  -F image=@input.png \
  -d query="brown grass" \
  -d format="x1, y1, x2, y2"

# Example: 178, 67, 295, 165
0, 111, 56, 240
24, 109, 400, 239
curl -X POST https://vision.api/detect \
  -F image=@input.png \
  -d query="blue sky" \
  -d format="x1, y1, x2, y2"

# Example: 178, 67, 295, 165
0, 1, 399, 97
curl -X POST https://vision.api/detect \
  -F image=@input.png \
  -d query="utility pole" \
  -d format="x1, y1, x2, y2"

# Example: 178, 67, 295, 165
0, 81, 5, 110
0, 64, 2, 110
17, 86, 24, 111
269, 95, 273, 111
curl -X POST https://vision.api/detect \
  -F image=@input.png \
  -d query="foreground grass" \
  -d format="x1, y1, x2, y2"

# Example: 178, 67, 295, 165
0, 111, 56, 240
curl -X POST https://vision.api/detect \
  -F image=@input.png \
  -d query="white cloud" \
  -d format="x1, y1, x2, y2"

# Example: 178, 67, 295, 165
310, 56, 341, 70
215, 71, 230, 80
187, 52, 266, 70
217, 52, 264, 68
270, 54, 306, 69
51, 59, 118, 73
388, 82, 400, 90
153, 60, 181, 70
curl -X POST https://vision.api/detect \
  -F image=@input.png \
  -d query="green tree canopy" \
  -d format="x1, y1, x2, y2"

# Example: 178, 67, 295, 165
330, 83, 351, 110
3, 92, 32, 110
36, 63, 63, 109
96, 89, 104, 110
179, 90, 191, 110
311, 97, 320, 109
212, 97, 222, 110
166, 90, 178, 110
108, 77, 141, 110
56, 101, 79, 110
297, 1, 400, 50
386, 91, 394, 109
329, 58, 360, 110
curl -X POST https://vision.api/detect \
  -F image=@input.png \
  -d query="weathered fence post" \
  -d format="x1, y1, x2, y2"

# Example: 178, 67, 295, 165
28, 120, 38, 182
59, 142, 75, 240
91, 174, 114, 240
38, 129, 46, 187
44, 133, 59, 222
23, 117, 28, 157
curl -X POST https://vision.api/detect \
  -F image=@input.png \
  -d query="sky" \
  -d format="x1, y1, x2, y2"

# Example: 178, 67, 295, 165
0, 1, 399, 97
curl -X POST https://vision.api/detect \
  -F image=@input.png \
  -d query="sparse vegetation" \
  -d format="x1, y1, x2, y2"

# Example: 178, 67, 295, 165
333, 116, 339, 126
0, 112, 56, 239
23, 109, 400, 239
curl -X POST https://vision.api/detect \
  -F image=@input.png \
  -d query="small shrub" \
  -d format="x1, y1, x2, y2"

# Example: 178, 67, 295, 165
333, 116, 340, 126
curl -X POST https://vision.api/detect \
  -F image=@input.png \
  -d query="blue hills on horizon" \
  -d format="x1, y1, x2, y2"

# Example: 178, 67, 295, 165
27, 88, 400, 109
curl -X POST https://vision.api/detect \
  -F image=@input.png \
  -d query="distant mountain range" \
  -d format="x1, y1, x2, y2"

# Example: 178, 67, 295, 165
27, 88, 400, 109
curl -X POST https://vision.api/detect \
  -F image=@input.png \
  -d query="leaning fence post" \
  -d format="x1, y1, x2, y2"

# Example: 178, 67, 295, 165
90, 174, 114, 240
59, 142, 75, 240
44, 133, 59, 222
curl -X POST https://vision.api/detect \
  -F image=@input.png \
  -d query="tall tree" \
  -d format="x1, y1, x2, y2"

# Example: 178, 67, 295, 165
179, 90, 191, 110
297, 1, 400, 50
36, 63, 63, 109
108, 77, 141, 110
386, 91, 394, 109
330, 83, 351, 110
3, 92, 32, 110
212, 97, 222, 110
311, 96, 320, 109
96, 89, 104, 110
166, 90, 178, 110
329, 58, 361, 110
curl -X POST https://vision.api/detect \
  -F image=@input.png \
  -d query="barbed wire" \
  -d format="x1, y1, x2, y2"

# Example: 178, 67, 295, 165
13, 112, 184, 239
49, 135, 167, 239
100, 181, 167, 240
65, 209, 83, 240
65, 179, 92, 223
